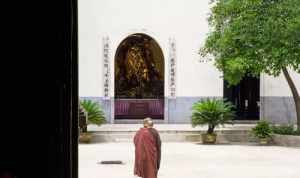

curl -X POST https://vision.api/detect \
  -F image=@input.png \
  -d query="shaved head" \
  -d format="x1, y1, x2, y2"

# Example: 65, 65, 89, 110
143, 117, 153, 128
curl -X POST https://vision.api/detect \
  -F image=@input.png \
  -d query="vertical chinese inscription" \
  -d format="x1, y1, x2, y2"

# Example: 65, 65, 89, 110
103, 36, 110, 100
169, 38, 176, 98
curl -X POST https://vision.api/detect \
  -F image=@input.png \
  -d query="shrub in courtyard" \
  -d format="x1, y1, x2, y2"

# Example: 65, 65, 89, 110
80, 99, 106, 126
191, 99, 235, 143
79, 100, 106, 143
252, 120, 272, 144
272, 125, 300, 136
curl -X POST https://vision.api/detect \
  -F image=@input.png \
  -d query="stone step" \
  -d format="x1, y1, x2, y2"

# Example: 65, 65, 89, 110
90, 129, 250, 135
88, 132, 255, 143
85, 124, 255, 143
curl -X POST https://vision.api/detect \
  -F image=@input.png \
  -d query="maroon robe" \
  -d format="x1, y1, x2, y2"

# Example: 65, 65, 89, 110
134, 127, 161, 178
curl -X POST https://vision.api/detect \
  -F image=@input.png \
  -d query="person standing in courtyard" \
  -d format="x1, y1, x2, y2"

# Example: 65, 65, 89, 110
134, 117, 161, 178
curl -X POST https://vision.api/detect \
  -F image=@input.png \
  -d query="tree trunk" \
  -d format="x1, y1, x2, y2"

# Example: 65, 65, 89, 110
282, 67, 300, 129
207, 124, 215, 134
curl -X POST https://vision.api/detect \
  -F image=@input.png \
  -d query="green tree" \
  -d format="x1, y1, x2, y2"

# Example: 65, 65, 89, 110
200, 0, 300, 128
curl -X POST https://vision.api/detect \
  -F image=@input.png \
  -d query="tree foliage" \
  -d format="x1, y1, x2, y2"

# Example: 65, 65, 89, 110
200, 0, 300, 85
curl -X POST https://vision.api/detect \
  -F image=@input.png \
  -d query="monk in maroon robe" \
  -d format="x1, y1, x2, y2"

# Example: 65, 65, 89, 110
134, 118, 161, 178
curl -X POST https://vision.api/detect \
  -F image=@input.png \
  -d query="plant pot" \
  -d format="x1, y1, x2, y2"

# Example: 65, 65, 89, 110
201, 133, 217, 144
259, 138, 269, 145
79, 132, 92, 143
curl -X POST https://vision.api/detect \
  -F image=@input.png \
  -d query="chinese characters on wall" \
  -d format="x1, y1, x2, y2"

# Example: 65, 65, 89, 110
103, 36, 110, 100
169, 38, 176, 98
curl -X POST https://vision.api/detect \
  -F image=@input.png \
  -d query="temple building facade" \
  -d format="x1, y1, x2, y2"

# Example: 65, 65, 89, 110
79, 0, 300, 124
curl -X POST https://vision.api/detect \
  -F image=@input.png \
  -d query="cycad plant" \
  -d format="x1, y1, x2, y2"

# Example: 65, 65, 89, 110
80, 100, 106, 126
191, 99, 235, 134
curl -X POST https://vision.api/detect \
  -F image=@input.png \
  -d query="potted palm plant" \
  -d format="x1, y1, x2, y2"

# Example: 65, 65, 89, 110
191, 98, 235, 144
251, 120, 272, 145
79, 99, 106, 143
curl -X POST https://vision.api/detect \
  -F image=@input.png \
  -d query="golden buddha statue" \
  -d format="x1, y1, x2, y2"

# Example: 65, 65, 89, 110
124, 45, 149, 83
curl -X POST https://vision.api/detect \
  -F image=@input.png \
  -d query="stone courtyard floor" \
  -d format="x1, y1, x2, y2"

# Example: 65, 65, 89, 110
79, 142, 300, 178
